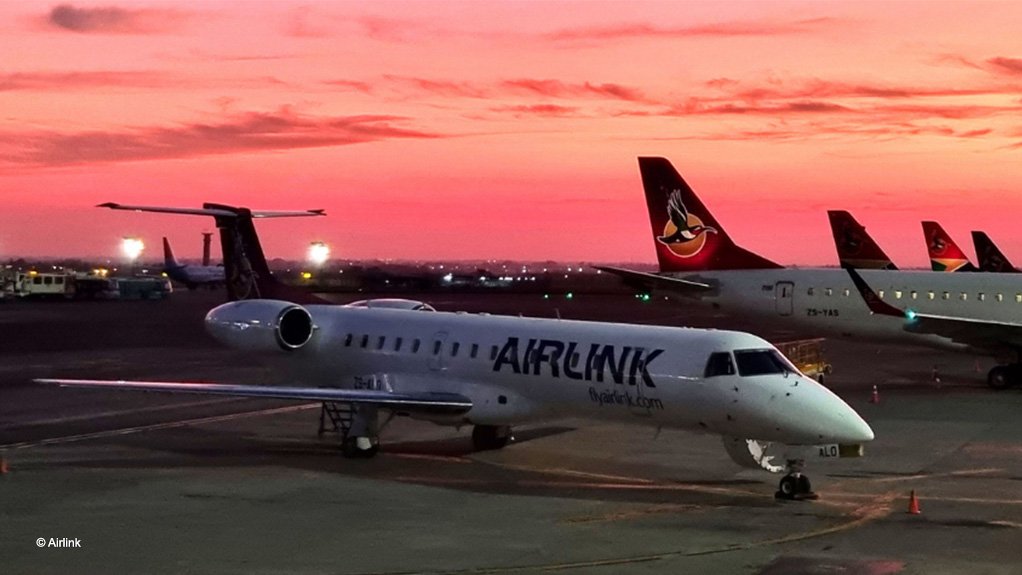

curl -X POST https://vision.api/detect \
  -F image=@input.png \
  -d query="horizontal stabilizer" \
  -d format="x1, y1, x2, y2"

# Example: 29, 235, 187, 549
98, 202, 325, 219
35, 379, 472, 416
595, 265, 713, 293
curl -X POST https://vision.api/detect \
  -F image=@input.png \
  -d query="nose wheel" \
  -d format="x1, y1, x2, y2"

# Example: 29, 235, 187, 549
775, 459, 818, 501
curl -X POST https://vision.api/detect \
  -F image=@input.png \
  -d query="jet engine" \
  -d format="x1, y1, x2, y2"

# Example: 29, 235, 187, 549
205, 299, 315, 352
722, 436, 785, 473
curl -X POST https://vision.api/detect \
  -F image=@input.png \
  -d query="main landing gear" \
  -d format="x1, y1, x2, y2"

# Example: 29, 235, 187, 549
775, 459, 818, 501
319, 402, 382, 458
472, 425, 512, 451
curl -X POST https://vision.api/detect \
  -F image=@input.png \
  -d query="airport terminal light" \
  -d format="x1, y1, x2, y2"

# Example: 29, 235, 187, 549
121, 237, 144, 262
307, 242, 330, 266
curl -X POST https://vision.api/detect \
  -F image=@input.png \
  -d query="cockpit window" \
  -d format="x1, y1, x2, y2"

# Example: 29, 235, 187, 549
734, 349, 798, 377
704, 352, 736, 377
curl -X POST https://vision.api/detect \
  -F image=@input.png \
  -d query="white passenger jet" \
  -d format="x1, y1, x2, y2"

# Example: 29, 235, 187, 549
36, 202, 873, 500
599, 157, 1022, 389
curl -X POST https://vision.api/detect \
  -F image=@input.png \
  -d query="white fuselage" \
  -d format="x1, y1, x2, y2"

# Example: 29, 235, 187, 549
206, 303, 874, 446
669, 268, 1022, 352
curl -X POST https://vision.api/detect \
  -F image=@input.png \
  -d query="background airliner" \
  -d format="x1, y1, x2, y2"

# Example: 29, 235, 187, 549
971, 231, 1019, 273
37, 201, 873, 500
922, 221, 978, 272
162, 237, 225, 289
600, 157, 1022, 389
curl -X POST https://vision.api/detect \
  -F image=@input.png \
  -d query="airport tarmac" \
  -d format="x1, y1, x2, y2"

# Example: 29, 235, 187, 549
2, 290, 1022, 574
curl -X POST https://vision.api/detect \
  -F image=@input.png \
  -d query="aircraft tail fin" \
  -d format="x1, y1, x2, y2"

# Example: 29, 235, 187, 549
921, 221, 977, 272
971, 231, 1018, 273
637, 157, 782, 272
162, 237, 181, 269
99, 202, 326, 303
827, 211, 897, 270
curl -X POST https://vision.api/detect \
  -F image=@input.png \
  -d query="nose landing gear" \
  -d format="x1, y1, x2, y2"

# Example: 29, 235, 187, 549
775, 459, 818, 501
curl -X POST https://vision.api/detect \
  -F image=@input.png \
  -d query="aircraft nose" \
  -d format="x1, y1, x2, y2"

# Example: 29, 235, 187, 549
807, 382, 874, 444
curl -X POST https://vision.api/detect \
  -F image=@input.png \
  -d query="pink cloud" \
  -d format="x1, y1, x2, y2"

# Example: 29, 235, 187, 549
3, 108, 440, 167
987, 57, 1022, 75
489, 104, 580, 118
0, 71, 171, 91
546, 17, 836, 43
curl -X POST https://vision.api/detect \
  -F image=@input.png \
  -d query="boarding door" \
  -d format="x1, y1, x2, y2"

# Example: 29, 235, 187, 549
428, 331, 448, 371
775, 281, 794, 316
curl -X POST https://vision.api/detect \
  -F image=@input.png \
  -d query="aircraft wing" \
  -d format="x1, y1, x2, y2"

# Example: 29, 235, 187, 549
35, 379, 471, 416
595, 265, 713, 293
844, 266, 1022, 351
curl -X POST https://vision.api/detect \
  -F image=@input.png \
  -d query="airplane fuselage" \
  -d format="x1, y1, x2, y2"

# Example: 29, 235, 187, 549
206, 302, 873, 446
667, 268, 1022, 353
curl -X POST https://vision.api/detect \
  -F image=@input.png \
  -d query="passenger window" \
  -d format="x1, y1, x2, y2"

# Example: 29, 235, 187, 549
910, 291, 918, 300
894, 290, 902, 299
928, 291, 935, 300
376, 336, 385, 350
360, 335, 369, 348
942, 292, 950, 300
450, 342, 460, 357
843, 289, 850, 297
959, 292, 968, 301
394, 337, 403, 351
470, 344, 478, 358
997, 294, 1004, 302
412, 339, 421, 353
807, 287, 814, 296
704, 352, 735, 377
978, 293, 985, 302
824, 288, 833, 296
433, 340, 442, 355
877, 290, 884, 299
343, 333, 353, 347
1016, 294, 1022, 303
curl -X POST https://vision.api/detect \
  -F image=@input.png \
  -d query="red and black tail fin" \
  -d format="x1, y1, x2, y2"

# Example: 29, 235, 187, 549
827, 210, 898, 270
637, 157, 781, 272
98, 202, 327, 303
971, 231, 1018, 273
921, 221, 977, 272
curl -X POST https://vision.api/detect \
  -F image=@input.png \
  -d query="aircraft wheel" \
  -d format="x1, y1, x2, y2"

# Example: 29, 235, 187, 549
987, 366, 1011, 390
472, 425, 511, 451
776, 475, 799, 500
342, 436, 380, 458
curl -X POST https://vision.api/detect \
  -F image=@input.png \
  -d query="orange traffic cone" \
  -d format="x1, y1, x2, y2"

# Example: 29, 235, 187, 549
907, 490, 921, 514
869, 385, 880, 404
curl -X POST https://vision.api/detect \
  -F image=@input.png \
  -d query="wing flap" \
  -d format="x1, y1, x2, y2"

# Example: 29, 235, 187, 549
35, 379, 471, 416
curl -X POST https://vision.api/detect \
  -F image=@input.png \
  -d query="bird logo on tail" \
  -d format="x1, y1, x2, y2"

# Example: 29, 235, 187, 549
656, 189, 717, 258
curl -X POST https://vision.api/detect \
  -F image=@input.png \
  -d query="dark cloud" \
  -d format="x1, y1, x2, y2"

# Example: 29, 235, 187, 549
5, 108, 439, 167
46, 4, 188, 34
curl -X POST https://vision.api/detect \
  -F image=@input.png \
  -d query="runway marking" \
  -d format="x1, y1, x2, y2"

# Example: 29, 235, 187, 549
0, 397, 245, 429
0, 403, 319, 450
390, 453, 472, 464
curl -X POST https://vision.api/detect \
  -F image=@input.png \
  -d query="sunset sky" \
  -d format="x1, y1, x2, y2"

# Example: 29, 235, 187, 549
3, 1, 1022, 266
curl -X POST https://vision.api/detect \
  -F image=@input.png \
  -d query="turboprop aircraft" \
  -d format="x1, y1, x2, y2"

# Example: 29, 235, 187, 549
36, 202, 873, 500
599, 157, 1022, 389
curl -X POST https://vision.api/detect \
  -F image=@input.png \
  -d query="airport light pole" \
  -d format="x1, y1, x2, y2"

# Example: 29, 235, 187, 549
121, 237, 144, 276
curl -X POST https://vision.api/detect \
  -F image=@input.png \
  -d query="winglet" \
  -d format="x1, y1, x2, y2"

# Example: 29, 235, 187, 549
843, 265, 905, 317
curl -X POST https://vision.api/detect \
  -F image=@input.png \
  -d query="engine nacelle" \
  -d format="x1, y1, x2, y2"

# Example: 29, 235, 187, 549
205, 299, 315, 352
344, 298, 436, 311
